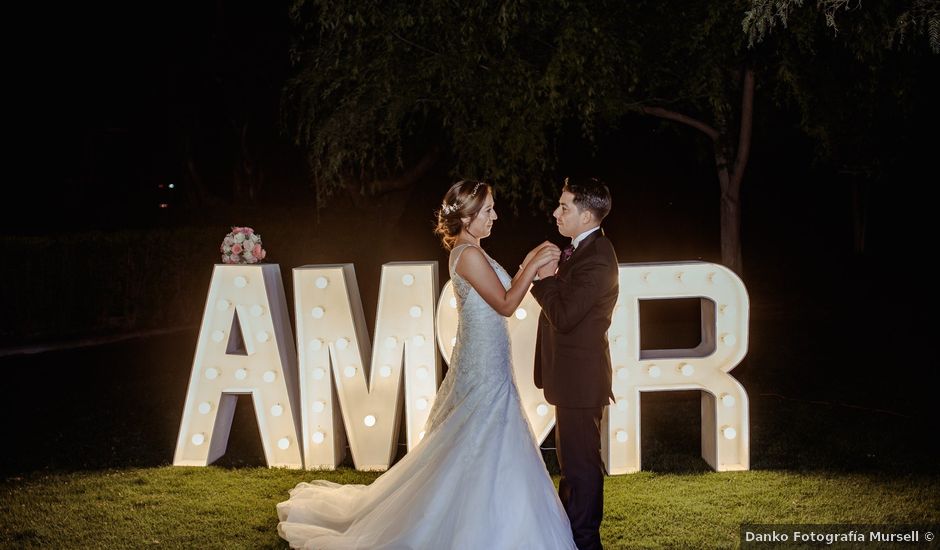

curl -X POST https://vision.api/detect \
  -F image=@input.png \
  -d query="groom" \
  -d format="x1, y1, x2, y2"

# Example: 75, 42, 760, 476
531, 177, 619, 550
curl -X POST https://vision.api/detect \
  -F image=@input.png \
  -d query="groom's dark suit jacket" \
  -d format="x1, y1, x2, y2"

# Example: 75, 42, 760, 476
531, 228, 619, 408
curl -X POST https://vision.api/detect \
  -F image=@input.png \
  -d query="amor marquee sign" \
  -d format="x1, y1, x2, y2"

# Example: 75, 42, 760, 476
174, 261, 750, 475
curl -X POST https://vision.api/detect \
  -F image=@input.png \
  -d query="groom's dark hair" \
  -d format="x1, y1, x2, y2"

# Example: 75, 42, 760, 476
563, 176, 612, 222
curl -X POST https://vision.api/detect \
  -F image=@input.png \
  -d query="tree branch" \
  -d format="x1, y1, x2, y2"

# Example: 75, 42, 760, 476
367, 146, 441, 194
639, 106, 720, 141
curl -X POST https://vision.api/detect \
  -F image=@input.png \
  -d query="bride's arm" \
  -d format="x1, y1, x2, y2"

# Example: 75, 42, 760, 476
456, 246, 559, 317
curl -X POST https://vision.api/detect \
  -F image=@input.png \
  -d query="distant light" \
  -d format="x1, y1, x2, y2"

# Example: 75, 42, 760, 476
315, 277, 329, 289
250, 305, 264, 317
343, 366, 357, 378
416, 367, 429, 380
312, 401, 325, 413
515, 308, 527, 320
616, 398, 628, 411
721, 394, 736, 407
256, 331, 269, 343
384, 336, 397, 349
615, 430, 629, 443
401, 274, 415, 286
617, 367, 629, 380
409, 306, 422, 318
722, 427, 737, 440
270, 404, 283, 417
198, 402, 212, 414
336, 337, 349, 350
205, 367, 219, 380
415, 398, 428, 410
312, 368, 325, 380
680, 363, 695, 377
379, 365, 392, 378
235, 368, 248, 380
263, 370, 276, 383
536, 403, 549, 417
159, 203, 169, 209
449, 297, 457, 309
411, 334, 426, 347
211, 330, 225, 343
233, 276, 248, 288
364, 415, 376, 427
191, 433, 206, 446
311, 306, 325, 319
168, 183, 175, 189
277, 437, 291, 450
648, 365, 662, 378
418, 431, 426, 440
309, 339, 323, 351
312, 431, 325, 444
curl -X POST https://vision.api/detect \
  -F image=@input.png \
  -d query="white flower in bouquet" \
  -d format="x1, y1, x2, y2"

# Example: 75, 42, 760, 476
234, 232, 246, 244
243, 252, 256, 263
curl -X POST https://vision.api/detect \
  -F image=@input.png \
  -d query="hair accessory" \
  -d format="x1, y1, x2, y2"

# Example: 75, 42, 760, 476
441, 182, 485, 216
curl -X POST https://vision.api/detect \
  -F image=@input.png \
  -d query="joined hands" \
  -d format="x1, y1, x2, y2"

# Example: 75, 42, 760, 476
522, 241, 560, 280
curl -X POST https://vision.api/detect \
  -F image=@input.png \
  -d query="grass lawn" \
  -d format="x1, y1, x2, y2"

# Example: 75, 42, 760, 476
2, 466, 937, 549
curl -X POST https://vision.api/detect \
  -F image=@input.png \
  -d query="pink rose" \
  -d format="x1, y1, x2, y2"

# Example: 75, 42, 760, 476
232, 243, 243, 254
253, 244, 262, 256
242, 227, 253, 235
259, 248, 267, 260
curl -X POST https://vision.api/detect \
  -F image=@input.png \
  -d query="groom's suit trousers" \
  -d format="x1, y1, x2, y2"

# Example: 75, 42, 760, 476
555, 406, 605, 550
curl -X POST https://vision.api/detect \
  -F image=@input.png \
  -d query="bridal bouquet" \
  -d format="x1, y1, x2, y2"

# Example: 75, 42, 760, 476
221, 226, 267, 264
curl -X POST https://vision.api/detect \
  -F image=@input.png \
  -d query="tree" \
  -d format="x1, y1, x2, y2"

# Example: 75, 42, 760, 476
284, 1, 933, 272
283, 1, 620, 208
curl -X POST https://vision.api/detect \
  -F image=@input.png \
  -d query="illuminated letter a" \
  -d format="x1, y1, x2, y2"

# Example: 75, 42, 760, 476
174, 264, 303, 468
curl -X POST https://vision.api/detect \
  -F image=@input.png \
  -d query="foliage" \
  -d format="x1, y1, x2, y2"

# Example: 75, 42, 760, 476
284, 1, 646, 205
742, 0, 937, 174
744, 0, 940, 53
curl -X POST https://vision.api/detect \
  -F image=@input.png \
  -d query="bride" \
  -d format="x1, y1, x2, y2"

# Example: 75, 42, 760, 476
277, 180, 576, 549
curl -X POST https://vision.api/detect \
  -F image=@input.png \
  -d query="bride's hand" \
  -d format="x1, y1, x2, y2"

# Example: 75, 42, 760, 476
521, 241, 557, 271
532, 245, 561, 268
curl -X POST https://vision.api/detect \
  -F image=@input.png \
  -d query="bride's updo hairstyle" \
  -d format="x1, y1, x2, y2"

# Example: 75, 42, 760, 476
434, 180, 492, 250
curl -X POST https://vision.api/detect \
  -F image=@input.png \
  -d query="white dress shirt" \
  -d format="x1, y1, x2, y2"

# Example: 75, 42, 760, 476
571, 226, 601, 249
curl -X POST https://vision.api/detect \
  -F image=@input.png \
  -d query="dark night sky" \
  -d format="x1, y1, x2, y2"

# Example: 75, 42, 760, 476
14, 2, 295, 233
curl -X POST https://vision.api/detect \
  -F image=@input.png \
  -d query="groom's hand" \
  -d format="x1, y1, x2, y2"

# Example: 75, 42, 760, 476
536, 258, 559, 280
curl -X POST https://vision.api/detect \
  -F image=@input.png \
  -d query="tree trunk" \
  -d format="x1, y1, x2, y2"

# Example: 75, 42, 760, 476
639, 67, 753, 276
716, 147, 744, 275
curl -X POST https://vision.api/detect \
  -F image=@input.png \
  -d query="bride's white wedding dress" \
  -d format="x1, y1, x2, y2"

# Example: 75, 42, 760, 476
277, 244, 576, 549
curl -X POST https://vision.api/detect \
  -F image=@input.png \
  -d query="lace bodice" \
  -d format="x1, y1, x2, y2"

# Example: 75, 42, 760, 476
424, 244, 515, 432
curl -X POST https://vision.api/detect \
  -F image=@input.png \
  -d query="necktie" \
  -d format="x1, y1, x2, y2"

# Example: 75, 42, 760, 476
560, 244, 575, 264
